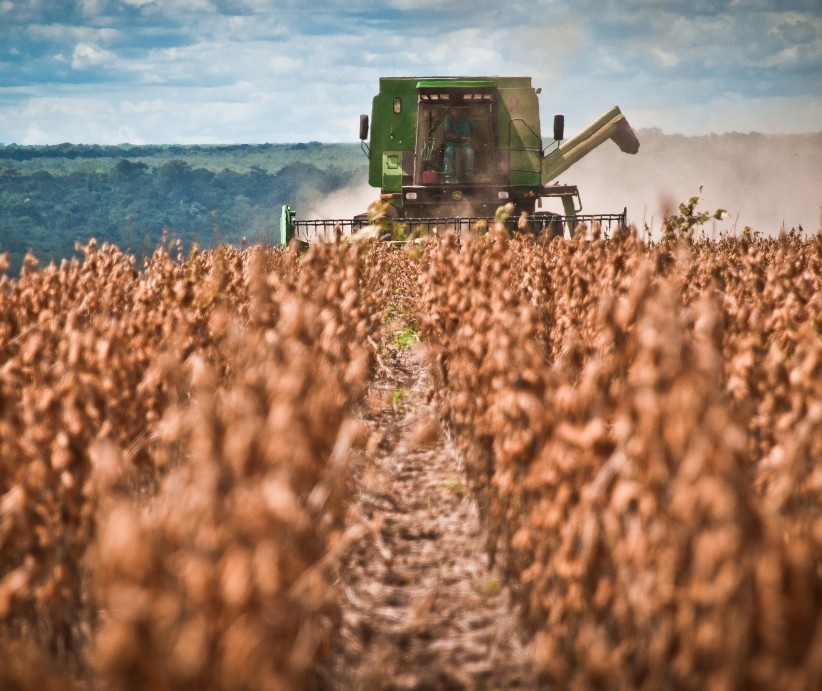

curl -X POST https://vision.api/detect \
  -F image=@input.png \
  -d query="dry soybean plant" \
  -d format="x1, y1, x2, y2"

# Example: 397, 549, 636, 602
1, 228, 821, 689
0, 239, 384, 687
419, 229, 822, 689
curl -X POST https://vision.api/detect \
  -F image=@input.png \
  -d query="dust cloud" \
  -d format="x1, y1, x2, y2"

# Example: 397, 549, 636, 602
295, 130, 821, 238
564, 129, 822, 237
301, 181, 377, 222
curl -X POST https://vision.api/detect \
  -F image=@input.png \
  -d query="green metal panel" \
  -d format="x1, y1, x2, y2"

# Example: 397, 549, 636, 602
416, 78, 496, 89
368, 95, 381, 187
381, 151, 403, 191
416, 76, 533, 89
278, 204, 293, 246
497, 86, 542, 188
368, 76, 544, 194
369, 82, 418, 190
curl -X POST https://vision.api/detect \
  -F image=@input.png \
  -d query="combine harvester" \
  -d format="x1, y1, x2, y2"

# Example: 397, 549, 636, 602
279, 76, 639, 244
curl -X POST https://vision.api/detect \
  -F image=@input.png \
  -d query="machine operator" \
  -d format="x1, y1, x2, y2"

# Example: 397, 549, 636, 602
443, 107, 478, 182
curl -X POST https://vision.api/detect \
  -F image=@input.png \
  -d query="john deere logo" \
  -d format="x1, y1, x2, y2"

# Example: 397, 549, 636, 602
452, 190, 463, 201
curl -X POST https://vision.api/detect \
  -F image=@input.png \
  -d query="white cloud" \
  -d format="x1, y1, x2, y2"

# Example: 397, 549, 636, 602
22, 123, 51, 145
267, 54, 302, 74
156, 0, 215, 12
121, 98, 166, 114
78, 0, 108, 17
28, 24, 120, 44
236, 0, 276, 9
385, 0, 453, 8
424, 30, 502, 72
597, 47, 628, 75
9, 95, 117, 143
763, 45, 801, 67
71, 42, 117, 69
1, 0, 820, 144
116, 125, 143, 143
652, 48, 679, 68
223, 14, 288, 39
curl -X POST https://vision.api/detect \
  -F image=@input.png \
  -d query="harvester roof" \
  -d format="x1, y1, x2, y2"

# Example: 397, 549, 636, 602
378, 76, 533, 92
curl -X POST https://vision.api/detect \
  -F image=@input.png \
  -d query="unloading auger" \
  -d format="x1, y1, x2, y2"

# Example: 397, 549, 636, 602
280, 76, 639, 245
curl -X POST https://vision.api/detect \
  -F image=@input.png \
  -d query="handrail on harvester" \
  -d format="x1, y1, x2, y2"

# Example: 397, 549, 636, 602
278, 208, 628, 246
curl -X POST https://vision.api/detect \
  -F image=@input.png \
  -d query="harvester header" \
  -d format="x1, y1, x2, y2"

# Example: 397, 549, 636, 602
280, 75, 639, 244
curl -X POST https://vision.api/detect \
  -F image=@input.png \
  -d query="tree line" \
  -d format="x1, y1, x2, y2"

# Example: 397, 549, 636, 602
0, 149, 367, 273
0, 141, 326, 162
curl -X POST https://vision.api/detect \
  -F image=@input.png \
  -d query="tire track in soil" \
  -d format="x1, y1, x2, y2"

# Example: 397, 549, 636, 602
322, 349, 535, 690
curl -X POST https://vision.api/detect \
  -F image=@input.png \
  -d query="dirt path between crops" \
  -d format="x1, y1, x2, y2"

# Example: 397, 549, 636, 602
321, 347, 535, 690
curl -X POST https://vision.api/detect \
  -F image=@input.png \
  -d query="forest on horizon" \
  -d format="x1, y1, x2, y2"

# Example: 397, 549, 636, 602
1, 130, 820, 274
0, 142, 367, 272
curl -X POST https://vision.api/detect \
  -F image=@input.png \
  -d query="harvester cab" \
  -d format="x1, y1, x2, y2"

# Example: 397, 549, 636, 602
280, 76, 639, 245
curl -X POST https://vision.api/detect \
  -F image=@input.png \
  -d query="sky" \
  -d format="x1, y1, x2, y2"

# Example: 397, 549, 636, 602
0, 0, 820, 145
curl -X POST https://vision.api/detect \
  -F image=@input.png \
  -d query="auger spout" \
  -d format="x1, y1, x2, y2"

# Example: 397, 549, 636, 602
541, 106, 639, 185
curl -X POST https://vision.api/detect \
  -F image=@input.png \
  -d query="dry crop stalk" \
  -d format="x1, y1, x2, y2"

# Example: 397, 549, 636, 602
418, 231, 822, 690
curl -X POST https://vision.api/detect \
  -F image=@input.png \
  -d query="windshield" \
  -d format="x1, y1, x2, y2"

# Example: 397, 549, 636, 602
415, 92, 496, 185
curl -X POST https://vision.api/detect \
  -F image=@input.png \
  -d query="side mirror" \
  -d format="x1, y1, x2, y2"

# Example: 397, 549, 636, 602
553, 114, 564, 142
359, 114, 369, 141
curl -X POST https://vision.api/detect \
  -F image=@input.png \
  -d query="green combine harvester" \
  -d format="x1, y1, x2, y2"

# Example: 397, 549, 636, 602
280, 76, 639, 244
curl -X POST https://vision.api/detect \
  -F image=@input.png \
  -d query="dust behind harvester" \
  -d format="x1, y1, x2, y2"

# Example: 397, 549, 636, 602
280, 76, 639, 244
